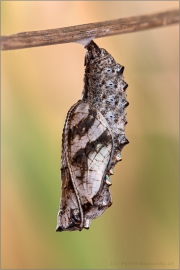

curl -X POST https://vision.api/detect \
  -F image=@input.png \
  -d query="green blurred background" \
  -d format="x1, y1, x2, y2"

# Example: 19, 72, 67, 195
1, 1, 179, 269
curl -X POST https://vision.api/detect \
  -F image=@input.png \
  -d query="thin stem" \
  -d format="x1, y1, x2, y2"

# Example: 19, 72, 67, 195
1, 9, 179, 51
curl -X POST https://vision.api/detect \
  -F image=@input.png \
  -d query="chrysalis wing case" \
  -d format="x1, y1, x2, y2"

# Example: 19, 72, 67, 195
56, 41, 129, 232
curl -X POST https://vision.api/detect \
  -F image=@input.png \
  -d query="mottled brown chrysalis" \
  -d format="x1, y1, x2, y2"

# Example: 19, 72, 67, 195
56, 41, 129, 232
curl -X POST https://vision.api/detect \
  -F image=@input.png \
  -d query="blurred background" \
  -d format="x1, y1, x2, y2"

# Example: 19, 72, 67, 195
1, 1, 179, 269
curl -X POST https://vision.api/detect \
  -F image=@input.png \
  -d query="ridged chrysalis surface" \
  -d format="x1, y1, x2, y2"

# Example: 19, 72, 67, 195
56, 41, 129, 232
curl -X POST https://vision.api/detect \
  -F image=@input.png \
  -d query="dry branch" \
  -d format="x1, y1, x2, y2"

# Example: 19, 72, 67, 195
1, 9, 179, 51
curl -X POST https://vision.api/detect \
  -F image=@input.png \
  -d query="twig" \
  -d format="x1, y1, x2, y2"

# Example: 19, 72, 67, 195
1, 9, 179, 51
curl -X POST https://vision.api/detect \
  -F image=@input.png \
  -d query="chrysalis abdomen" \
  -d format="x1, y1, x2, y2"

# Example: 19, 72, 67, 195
83, 41, 129, 172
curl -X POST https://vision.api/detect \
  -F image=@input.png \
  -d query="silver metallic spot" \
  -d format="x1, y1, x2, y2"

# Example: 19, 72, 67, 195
106, 175, 112, 186
102, 201, 107, 206
116, 153, 122, 161
84, 218, 91, 229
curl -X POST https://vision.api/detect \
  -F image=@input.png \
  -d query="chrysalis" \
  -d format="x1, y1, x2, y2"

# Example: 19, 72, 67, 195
56, 41, 129, 232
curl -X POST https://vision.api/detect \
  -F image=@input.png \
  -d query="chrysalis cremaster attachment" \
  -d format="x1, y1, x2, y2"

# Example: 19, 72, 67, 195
56, 40, 129, 232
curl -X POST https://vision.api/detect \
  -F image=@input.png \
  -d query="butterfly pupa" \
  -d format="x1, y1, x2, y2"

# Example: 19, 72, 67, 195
56, 40, 128, 232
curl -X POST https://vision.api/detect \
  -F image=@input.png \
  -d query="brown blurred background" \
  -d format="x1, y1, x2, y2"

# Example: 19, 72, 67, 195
1, 1, 179, 269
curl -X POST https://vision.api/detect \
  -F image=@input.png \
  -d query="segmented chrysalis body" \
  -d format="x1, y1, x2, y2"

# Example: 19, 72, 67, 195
56, 41, 129, 232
